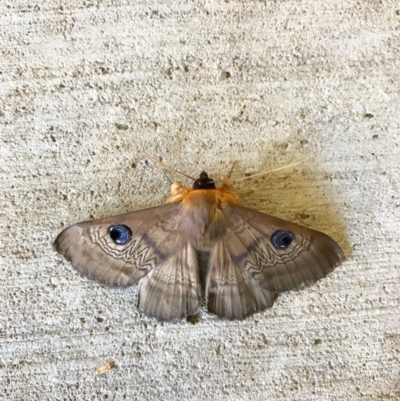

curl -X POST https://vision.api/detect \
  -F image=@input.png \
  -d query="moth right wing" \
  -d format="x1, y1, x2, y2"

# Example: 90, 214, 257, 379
206, 204, 344, 320
206, 240, 277, 320
223, 204, 344, 293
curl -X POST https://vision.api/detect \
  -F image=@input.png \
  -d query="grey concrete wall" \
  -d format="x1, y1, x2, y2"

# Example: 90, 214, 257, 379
1, 1, 399, 400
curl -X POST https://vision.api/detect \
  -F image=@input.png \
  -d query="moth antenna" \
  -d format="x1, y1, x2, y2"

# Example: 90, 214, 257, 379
218, 158, 309, 183
227, 161, 237, 179
133, 147, 196, 181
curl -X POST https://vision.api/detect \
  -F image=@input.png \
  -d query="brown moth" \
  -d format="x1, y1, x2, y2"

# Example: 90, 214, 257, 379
54, 172, 345, 322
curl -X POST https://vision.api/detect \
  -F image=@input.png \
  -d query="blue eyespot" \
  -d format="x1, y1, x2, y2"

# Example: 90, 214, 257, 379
108, 225, 132, 245
271, 230, 294, 249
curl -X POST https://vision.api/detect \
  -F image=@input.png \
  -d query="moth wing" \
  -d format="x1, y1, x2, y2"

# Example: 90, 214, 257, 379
206, 204, 345, 319
224, 204, 345, 292
137, 242, 201, 321
54, 203, 182, 287
206, 240, 277, 319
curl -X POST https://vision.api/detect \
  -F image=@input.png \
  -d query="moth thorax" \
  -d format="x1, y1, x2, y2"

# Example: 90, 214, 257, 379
193, 171, 216, 190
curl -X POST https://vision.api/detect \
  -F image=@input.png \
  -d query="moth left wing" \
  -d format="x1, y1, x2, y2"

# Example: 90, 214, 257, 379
54, 203, 183, 287
206, 204, 345, 319
55, 202, 202, 321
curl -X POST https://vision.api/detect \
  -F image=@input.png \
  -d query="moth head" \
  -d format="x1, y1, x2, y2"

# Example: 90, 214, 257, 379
193, 171, 216, 190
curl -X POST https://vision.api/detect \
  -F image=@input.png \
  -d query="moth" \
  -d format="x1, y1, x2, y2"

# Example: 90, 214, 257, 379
54, 171, 345, 322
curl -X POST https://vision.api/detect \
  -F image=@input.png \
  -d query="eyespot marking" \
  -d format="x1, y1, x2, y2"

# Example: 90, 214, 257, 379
271, 230, 294, 249
108, 225, 132, 245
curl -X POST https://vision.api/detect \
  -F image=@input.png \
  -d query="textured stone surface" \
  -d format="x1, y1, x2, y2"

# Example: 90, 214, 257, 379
1, 1, 399, 400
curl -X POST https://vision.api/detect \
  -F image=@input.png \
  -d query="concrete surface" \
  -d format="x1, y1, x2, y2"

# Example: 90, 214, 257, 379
1, 1, 399, 400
